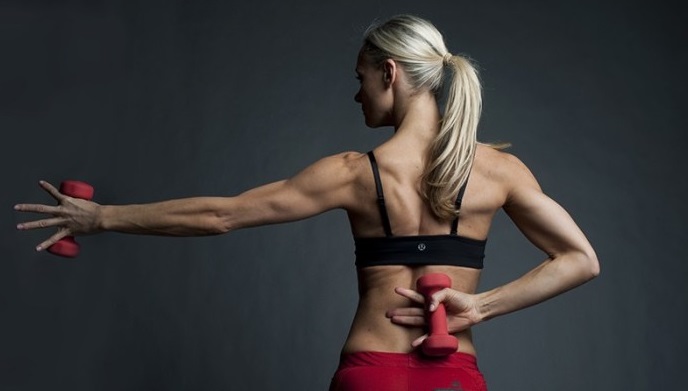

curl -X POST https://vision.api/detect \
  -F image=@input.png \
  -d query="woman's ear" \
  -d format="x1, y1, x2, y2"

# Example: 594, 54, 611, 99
382, 59, 397, 88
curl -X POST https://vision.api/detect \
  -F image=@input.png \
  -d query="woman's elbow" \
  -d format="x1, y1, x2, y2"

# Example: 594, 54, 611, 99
561, 248, 600, 282
581, 248, 600, 280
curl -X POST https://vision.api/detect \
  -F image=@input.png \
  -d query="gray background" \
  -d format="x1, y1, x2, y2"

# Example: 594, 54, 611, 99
2, 1, 686, 390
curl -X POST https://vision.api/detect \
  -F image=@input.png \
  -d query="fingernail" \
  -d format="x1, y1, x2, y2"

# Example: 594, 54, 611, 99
16, 224, 22, 230
36, 246, 42, 251
14, 205, 19, 210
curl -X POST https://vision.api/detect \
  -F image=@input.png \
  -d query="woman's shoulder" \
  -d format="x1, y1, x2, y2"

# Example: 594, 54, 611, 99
306, 151, 371, 184
320, 151, 369, 172
474, 143, 540, 191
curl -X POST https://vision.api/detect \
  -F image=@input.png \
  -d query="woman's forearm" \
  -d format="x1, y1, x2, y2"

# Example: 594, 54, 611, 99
98, 197, 236, 236
475, 251, 599, 322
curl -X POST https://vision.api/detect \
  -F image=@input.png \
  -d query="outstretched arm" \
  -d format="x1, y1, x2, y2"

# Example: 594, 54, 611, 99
387, 153, 600, 339
15, 152, 360, 250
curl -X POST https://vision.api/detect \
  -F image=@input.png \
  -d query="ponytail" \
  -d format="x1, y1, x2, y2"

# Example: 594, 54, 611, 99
421, 54, 482, 219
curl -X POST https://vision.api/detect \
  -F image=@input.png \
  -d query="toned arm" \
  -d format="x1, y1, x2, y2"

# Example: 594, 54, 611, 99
16, 152, 361, 249
475, 153, 600, 321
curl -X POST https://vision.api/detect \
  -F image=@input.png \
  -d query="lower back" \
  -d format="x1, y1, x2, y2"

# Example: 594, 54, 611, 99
341, 265, 482, 357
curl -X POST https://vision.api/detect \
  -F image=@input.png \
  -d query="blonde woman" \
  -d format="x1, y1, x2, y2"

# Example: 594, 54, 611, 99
15, 15, 599, 391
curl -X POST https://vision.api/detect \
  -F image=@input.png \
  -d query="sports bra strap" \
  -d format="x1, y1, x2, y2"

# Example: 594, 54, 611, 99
367, 151, 470, 237
367, 151, 393, 237
450, 172, 471, 235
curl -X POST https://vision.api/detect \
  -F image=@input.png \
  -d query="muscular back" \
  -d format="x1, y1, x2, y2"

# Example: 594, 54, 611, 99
341, 144, 525, 355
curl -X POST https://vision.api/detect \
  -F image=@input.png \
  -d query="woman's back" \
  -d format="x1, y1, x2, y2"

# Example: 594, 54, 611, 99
343, 143, 515, 355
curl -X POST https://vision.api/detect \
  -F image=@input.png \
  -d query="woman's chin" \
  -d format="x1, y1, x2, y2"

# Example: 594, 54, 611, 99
363, 117, 383, 128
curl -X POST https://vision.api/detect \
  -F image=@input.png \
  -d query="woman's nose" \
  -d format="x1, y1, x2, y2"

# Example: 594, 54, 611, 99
354, 91, 361, 103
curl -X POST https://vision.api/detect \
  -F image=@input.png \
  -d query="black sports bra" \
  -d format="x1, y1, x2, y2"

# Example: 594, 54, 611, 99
354, 151, 486, 269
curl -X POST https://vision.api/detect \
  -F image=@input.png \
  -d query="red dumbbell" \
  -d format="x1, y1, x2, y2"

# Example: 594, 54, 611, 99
46, 180, 94, 258
416, 273, 459, 356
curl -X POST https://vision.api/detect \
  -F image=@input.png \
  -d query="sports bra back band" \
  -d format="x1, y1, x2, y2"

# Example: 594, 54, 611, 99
354, 151, 486, 269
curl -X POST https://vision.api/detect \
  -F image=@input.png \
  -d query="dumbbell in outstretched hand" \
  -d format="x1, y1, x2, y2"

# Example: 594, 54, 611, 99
46, 180, 94, 258
416, 273, 459, 356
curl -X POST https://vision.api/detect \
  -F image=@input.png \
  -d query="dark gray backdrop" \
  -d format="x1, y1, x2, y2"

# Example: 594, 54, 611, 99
2, 1, 686, 390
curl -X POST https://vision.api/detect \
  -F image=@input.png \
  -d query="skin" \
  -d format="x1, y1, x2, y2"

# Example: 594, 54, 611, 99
15, 49, 599, 357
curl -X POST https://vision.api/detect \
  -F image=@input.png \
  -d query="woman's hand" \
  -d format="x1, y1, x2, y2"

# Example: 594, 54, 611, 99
385, 287, 483, 347
15, 180, 102, 251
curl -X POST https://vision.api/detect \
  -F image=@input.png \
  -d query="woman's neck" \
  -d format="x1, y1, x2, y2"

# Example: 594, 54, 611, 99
389, 91, 442, 151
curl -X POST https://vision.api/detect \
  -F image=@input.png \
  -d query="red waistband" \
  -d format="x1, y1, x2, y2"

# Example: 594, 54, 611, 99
338, 351, 478, 369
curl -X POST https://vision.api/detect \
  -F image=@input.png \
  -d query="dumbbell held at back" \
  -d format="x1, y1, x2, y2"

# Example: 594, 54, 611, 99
385, 274, 484, 355
15, 180, 97, 257
416, 273, 459, 356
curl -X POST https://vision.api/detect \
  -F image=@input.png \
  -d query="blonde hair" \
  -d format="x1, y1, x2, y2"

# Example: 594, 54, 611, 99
363, 15, 508, 220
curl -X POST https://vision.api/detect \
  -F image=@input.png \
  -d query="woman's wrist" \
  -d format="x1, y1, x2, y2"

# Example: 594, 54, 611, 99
94, 204, 105, 231
473, 289, 498, 323
96, 204, 114, 232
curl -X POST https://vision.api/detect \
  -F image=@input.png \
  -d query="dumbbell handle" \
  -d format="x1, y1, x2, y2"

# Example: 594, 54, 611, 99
46, 180, 94, 258
425, 285, 450, 334
416, 273, 459, 356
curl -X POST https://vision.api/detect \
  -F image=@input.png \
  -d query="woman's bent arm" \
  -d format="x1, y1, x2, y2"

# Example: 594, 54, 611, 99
475, 154, 600, 321
389, 153, 600, 337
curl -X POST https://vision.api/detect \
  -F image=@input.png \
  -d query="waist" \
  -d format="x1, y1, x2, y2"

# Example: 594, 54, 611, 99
344, 265, 481, 356
342, 295, 477, 356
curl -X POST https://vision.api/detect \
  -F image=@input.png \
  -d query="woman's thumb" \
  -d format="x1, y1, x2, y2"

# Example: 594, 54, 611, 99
428, 288, 451, 312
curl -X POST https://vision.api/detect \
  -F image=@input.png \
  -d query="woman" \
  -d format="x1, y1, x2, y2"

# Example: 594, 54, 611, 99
15, 15, 599, 391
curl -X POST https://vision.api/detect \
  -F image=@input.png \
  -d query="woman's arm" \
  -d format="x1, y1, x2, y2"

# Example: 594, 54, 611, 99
387, 153, 600, 336
15, 152, 361, 250
474, 153, 600, 321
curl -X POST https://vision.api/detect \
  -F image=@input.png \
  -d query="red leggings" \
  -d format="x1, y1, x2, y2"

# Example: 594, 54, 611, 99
329, 351, 487, 391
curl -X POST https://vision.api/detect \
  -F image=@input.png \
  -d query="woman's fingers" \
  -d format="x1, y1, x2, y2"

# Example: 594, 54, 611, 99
411, 334, 428, 348
385, 307, 424, 318
428, 288, 456, 312
17, 217, 67, 231
36, 230, 69, 252
14, 203, 61, 215
39, 180, 65, 202
389, 315, 426, 327
394, 287, 425, 304
13, 181, 64, 214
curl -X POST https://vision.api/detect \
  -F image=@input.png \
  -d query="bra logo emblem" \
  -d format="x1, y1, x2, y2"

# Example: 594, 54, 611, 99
417, 243, 426, 251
